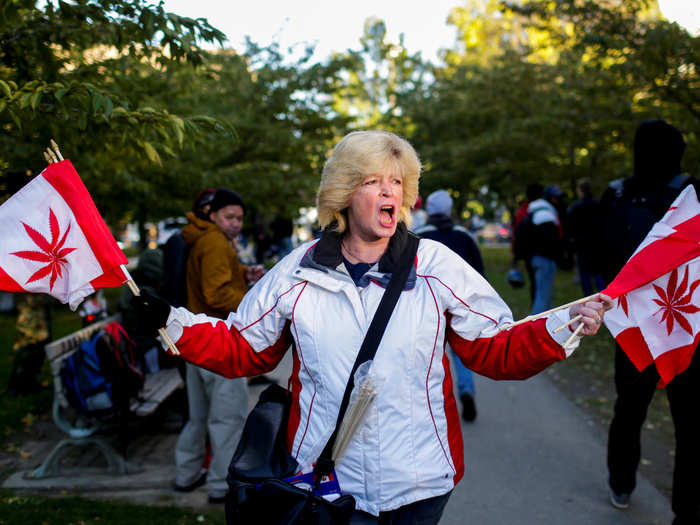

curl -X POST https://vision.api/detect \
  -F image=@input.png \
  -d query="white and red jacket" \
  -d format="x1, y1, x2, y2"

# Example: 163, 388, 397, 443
163, 226, 579, 516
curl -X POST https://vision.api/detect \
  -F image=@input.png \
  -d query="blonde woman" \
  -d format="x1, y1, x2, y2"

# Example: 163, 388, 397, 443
134, 130, 611, 523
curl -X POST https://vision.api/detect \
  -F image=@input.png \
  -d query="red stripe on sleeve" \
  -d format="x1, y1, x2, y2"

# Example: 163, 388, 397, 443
177, 319, 292, 378
287, 345, 303, 452
447, 317, 565, 380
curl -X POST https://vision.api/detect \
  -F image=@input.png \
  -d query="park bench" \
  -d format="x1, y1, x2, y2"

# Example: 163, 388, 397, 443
27, 314, 184, 479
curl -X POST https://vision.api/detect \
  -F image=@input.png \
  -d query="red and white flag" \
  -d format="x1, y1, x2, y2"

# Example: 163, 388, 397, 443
603, 185, 700, 386
0, 160, 128, 309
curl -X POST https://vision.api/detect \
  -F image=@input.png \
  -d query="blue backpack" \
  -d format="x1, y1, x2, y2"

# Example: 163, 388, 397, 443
61, 322, 144, 421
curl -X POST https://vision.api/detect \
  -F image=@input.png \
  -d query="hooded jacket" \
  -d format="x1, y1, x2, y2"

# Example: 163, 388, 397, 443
513, 198, 562, 262
181, 212, 248, 317
414, 214, 484, 275
163, 224, 579, 515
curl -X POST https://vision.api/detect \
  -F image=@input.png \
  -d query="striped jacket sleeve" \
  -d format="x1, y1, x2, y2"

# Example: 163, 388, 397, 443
164, 259, 300, 378
424, 245, 573, 380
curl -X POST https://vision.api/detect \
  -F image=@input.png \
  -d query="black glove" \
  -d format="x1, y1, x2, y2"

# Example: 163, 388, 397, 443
129, 289, 171, 336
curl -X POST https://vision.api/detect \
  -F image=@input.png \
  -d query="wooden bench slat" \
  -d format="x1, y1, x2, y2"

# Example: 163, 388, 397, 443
131, 368, 183, 417
45, 315, 120, 361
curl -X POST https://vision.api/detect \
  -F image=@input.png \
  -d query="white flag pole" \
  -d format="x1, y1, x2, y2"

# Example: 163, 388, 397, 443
564, 323, 584, 350
552, 314, 583, 334
499, 293, 598, 332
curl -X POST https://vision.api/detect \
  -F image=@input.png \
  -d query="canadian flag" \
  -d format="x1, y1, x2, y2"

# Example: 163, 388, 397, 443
603, 185, 700, 387
0, 160, 128, 309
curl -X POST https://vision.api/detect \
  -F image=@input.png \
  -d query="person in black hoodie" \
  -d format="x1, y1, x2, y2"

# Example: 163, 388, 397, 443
414, 189, 483, 421
601, 119, 699, 524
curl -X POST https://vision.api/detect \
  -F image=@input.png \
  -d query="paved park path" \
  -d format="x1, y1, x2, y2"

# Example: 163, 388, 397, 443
441, 371, 672, 525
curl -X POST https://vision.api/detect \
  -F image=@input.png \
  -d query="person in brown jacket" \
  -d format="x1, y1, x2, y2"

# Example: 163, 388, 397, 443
174, 188, 263, 504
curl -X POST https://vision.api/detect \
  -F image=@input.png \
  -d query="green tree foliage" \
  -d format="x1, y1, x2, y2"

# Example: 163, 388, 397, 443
331, 18, 432, 130
0, 0, 229, 218
391, 0, 698, 215
139, 42, 354, 223
1, 1, 354, 231
2, 0, 697, 230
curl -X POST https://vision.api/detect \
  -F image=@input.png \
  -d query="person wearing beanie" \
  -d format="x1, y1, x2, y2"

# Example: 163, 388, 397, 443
192, 188, 216, 220
600, 120, 700, 521
414, 189, 484, 422
174, 187, 263, 504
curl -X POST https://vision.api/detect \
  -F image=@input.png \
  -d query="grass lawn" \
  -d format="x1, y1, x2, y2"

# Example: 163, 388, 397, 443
0, 489, 225, 525
0, 245, 677, 519
0, 304, 80, 444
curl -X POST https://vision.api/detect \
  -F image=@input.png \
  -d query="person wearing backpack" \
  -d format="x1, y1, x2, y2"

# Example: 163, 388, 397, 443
161, 189, 216, 308
173, 188, 264, 504
512, 183, 563, 314
601, 119, 700, 524
414, 189, 484, 422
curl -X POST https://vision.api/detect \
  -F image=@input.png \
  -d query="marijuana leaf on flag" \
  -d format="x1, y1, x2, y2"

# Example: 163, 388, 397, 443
0, 160, 128, 309
603, 185, 700, 386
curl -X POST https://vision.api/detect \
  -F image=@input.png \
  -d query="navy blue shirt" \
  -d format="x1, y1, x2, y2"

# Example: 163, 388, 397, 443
343, 257, 373, 287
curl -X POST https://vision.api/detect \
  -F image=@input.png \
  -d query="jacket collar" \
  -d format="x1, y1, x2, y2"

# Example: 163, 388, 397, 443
310, 222, 411, 274
298, 223, 417, 291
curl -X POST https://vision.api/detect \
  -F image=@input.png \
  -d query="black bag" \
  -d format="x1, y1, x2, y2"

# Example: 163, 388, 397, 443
226, 233, 419, 525
226, 383, 357, 524
228, 383, 298, 483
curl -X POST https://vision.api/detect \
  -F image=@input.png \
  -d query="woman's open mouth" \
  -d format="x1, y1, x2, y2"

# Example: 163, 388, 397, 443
379, 205, 395, 226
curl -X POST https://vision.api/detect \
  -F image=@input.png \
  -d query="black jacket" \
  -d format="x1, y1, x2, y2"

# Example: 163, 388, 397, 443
415, 214, 484, 276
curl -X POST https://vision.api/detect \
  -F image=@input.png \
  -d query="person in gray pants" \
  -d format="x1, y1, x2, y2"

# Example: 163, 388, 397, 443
173, 189, 263, 503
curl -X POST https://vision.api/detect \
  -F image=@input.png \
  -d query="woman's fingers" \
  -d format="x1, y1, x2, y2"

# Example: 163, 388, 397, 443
569, 293, 613, 336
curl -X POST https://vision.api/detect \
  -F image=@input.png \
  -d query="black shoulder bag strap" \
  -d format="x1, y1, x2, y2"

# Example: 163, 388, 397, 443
313, 233, 420, 484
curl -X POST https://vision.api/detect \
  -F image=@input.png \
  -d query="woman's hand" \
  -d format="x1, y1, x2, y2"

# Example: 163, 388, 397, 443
129, 289, 172, 336
568, 293, 615, 336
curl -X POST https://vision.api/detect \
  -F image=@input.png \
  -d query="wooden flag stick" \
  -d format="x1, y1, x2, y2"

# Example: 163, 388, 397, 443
564, 322, 584, 349
125, 279, 180, 355
499, 293, 598, 331
45, 147, 58, 163
553, 314, 582, 334
50, 139, 64, 161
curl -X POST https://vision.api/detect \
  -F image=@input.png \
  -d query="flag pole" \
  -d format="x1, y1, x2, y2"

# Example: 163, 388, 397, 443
499, 293, 598, 331
124, 277, 180, 355
42, 140, 179, 356
564, 323, 584, 350
553, 314, 582, 334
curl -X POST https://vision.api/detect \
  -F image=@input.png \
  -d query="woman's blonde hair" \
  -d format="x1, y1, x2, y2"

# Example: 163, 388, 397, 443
316, 130, 421, 233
